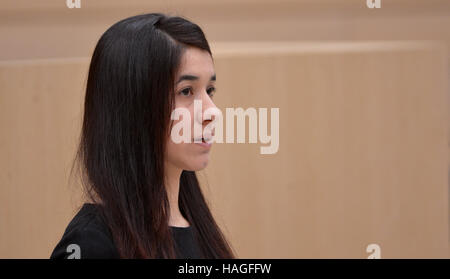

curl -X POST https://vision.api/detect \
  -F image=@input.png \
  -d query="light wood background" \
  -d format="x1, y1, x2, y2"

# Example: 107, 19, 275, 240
0, 0, 449, 258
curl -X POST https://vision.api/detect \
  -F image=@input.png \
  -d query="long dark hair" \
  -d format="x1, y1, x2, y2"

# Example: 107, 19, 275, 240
74, 13, 235, 258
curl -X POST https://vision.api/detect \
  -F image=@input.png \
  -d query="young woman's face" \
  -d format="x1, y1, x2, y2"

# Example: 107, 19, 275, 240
165, 47, 218, 172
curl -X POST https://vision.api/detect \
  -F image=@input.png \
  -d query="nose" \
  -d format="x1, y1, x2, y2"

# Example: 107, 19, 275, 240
194, 91, 220, 138
194, 91, 218, 123
202, 92, 218, 124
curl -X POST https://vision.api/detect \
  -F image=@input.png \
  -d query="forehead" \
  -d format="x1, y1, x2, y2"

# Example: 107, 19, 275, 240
176, 47, 214, 77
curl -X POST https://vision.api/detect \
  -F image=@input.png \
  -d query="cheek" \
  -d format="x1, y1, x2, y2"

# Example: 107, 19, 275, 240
165, 104, 211, 171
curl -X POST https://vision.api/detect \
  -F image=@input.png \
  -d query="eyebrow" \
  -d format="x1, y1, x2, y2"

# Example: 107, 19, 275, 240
176, 74, 216, 84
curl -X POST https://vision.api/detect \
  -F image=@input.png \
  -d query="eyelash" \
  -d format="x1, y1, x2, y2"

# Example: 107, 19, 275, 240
179, 87, 216, 97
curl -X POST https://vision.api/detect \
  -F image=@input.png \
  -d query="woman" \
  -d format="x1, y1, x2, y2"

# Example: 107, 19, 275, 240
50, 13, 235, 259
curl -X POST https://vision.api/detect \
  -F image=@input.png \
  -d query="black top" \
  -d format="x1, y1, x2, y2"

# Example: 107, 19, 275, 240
50, 203, 203, 259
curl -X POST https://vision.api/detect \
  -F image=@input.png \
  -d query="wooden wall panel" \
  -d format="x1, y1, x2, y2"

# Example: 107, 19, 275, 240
205, 41, 449, 258
0, 58, 88, 258
0, 0, 449, 61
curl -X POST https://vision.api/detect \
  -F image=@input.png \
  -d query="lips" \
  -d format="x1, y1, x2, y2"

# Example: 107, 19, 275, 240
193, 137, 212, 143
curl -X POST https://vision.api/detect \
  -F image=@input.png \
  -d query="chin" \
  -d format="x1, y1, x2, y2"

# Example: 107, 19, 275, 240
185, 157, 210, 171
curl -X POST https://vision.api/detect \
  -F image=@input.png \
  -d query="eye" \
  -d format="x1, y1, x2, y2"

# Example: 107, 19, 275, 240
179, 87, 193, 97
207, 86, 216, 97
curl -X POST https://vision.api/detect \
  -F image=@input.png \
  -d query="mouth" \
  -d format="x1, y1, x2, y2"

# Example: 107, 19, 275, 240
193, 137, 212, 143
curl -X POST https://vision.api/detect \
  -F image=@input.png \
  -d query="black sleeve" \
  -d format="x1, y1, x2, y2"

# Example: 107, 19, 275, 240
50, 225, 120, 259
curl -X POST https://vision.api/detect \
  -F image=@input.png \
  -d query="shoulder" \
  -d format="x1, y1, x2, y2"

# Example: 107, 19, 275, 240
50, 203, 120, 259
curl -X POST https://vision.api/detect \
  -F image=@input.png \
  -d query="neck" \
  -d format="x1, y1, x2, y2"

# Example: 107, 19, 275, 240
164, 163, 190, 227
